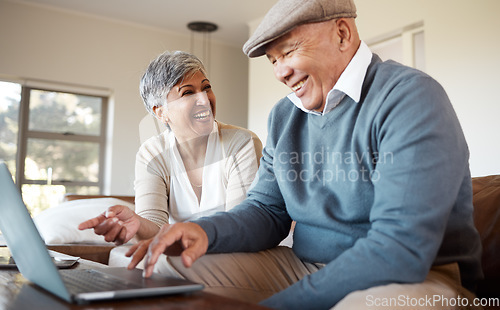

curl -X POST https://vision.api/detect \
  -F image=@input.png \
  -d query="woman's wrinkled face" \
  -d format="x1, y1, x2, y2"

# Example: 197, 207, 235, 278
155, 70, 216, 140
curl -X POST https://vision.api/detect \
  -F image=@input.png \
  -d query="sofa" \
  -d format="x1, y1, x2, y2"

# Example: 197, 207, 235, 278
470, 175, 500, 299
32, 175, 500, 299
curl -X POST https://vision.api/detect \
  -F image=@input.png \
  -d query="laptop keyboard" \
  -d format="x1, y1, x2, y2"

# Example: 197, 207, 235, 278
59, 269, 141, 293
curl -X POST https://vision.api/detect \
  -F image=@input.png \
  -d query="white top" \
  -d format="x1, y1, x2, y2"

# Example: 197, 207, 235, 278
134, 121, 262, 225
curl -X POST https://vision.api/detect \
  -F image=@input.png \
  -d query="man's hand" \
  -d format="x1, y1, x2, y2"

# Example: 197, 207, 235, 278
78, 205, 140, 245
125, 222, 208, 278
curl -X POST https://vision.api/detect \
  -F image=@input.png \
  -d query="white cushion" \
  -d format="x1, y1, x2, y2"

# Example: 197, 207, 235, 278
33, 198, 135, 245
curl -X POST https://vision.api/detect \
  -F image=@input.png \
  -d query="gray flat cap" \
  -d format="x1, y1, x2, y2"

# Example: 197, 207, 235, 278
243, 0, 357, 58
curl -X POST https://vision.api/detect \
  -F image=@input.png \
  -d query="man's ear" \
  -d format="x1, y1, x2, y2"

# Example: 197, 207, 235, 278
335, 18, 353, 51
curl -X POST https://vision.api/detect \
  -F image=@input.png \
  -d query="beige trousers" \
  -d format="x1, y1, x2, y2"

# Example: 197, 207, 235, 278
111, 246, 480, 309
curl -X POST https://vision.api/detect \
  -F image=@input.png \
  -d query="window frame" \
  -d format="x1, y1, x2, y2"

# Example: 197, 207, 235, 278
366, 21, 425, 71
14, 84, 109, 193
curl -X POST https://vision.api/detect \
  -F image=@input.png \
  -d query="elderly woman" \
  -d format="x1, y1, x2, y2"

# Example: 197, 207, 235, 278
79, 51, 262, 244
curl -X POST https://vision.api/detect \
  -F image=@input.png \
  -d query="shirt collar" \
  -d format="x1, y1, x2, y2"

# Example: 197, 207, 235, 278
287, 41, 373, 115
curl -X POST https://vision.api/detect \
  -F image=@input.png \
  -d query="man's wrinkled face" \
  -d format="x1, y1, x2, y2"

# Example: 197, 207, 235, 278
265, 20, 345, 112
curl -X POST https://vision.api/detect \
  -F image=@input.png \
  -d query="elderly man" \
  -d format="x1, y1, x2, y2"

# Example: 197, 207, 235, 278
128, 0, 482, 309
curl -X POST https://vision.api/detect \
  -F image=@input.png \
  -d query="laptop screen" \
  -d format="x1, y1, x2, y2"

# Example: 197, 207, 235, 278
0, 162, 71, 300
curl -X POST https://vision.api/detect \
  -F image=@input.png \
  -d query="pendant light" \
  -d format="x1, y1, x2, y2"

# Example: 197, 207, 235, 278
187, 21, 218, 72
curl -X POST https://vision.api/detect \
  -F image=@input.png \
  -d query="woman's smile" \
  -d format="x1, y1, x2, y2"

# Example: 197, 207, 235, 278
193, 109, 212, 121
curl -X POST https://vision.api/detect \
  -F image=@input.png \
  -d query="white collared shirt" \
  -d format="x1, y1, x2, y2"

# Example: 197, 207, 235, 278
287, 41, 373, 115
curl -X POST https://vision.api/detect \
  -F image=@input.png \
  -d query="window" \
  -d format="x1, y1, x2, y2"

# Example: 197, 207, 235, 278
367, 21, 425, 72
0, 80, 109, 215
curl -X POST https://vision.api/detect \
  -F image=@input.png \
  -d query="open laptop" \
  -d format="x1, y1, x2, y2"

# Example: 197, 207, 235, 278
0, 162, 203, 304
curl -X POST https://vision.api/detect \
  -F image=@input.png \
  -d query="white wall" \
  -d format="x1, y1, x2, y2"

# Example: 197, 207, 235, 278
247, 32, 289, 143
0, 0, 249, 194
247, 0, 500, 177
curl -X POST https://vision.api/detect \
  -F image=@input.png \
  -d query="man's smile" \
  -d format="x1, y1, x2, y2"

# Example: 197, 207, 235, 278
291, 77, 307, 92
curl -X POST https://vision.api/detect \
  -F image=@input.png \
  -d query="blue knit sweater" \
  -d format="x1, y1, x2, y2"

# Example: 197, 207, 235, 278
194, 55, 482, 309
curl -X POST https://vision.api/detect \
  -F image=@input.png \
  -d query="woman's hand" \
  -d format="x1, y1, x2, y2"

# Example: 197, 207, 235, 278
125, 222, 208, 278
78, 205, 140, 245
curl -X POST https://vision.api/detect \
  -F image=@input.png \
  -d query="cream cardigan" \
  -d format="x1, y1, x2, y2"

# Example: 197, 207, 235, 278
134, 121, 262, 226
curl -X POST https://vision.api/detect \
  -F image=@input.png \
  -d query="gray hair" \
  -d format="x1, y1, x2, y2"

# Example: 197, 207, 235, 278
140, 51, 207, 115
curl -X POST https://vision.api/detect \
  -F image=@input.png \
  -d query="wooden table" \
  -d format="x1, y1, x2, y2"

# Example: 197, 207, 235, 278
0, 255, 268, 310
